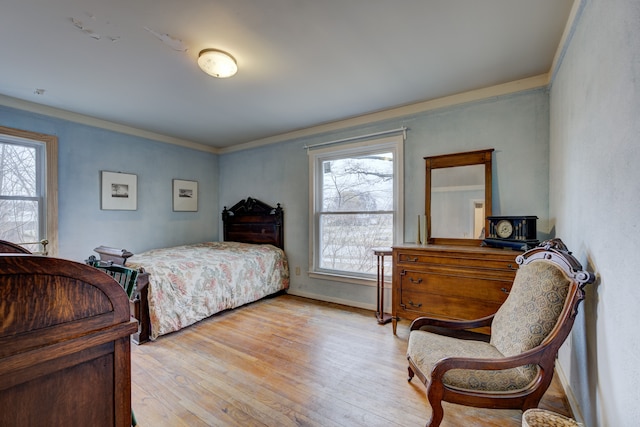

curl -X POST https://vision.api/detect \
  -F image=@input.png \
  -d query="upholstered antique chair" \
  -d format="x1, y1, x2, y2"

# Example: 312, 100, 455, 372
406, 239, 595, 427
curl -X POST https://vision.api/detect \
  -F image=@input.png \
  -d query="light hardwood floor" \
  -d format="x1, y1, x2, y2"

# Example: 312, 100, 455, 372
131, 294, 572, 426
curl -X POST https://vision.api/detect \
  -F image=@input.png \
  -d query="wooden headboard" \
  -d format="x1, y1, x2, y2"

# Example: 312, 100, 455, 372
222, 197, 284, 250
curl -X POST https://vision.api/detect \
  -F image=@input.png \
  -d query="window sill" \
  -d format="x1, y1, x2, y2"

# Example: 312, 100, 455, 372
308, 271, 377, 287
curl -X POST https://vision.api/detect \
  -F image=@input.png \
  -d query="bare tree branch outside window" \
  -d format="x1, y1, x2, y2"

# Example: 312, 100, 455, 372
319, 152, 394, 275
0, 142, 40, 246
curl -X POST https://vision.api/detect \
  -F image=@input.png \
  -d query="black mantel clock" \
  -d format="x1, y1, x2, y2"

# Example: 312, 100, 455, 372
483, 216, 539, 251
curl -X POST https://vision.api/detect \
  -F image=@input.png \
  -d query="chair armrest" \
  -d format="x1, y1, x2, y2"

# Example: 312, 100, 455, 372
409, 314, 494, 332
430, 343, 551, 383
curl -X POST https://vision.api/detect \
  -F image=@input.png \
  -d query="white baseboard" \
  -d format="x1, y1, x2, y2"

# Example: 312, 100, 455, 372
286, 289, 376, 312
555, 360, 585, 425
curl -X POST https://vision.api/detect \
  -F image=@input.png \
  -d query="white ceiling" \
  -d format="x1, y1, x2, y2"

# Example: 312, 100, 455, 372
0, 0, 574, 150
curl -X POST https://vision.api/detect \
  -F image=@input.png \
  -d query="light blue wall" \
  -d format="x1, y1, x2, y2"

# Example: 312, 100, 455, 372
0, 106, 219, 262
4, 5, 637, 422
220, 89, 550, 310
550, 1, 640, 426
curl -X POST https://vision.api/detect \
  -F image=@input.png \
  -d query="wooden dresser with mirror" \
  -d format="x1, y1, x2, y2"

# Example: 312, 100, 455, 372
392, 149, 520, 334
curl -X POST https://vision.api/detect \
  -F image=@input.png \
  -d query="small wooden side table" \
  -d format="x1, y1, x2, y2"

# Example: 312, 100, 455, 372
373, 247, 393, 324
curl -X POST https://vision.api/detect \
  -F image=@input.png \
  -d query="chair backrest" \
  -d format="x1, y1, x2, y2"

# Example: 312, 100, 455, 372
86, 256, 138, 299
490, 239, 595, 357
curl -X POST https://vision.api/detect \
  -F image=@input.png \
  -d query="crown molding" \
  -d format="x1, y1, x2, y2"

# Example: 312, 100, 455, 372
220, 73, 550, 154
2, 73, 549, 156
0, 94, 219, 154
549, 0, 586, 84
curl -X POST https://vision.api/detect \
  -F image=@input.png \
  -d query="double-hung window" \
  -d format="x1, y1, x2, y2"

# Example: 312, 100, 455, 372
0, 126, 58, 255
309, 134, 403, 280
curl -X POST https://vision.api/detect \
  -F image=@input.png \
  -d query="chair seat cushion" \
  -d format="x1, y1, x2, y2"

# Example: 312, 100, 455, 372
408, 330, 538, 393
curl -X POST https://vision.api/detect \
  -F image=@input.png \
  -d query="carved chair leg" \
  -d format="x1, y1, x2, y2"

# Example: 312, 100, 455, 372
427, 383, 445, 427
426, 399, 444, 427
408, 365, 415, 382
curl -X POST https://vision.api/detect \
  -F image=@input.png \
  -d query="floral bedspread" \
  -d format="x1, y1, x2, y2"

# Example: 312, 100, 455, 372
128, 241, 289, 340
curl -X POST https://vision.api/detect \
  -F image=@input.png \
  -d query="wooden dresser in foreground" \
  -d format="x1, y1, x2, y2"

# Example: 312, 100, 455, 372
0, 254, 137, 427
392, 244, 520, 334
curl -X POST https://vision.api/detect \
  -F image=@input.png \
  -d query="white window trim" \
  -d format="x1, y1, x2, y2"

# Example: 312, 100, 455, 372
0, 126, 58, 256
308, 134, 404, 282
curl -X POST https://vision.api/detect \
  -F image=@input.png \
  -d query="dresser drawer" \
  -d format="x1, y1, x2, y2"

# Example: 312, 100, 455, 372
398, 269, 512, 304
392, 244, 520, 334
397, 288, 504, 321
399, 262, 516, 281
395, 249, 518, 273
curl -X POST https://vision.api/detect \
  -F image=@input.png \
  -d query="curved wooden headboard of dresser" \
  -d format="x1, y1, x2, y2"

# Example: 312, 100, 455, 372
0, 254, 137, 426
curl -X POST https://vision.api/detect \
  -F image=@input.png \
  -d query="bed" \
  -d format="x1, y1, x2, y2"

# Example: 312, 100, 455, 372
92, 197, 289, 343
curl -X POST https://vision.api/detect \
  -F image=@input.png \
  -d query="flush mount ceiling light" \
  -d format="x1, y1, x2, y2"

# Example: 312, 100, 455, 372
197, 49, 238, 78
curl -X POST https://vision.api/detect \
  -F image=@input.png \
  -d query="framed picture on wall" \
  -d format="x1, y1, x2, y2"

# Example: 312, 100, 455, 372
173, 179, 198, 212
101, 171, 137, 210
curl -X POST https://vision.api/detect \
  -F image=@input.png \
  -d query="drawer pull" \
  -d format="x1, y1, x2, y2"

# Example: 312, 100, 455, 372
405, 257, 418, 262
409, 277, 423, 284
507, 263, 517, 270
501, 287, 510, 294
408, 300, 423, 308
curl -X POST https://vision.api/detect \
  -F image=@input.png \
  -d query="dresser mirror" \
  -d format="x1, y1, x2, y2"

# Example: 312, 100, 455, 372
425, 149, 494, 245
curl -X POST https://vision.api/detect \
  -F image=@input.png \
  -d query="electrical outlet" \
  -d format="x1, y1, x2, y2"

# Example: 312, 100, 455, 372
295, 266, 301, 276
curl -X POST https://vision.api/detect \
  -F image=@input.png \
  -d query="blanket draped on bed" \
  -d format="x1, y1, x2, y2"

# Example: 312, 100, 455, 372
128, 241, 289, 340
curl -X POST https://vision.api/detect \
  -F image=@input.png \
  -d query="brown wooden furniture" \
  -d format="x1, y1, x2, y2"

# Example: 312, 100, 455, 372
0, 254, 137, 427
425, 149, 493, 246
0, 239, 32, 253
392, 243, 518, 334
406, 239, 595, 427
396, 149, 506, 332
0, 238, 50, 255
222, 197, 284, 250
93, 197, 285, 344
373, 247, 393, 324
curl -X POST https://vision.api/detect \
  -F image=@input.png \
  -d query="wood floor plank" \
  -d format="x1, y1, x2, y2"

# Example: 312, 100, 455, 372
131, 294, 572, 426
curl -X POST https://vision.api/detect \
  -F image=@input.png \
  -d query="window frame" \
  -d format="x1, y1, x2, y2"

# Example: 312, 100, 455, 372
308, 134, 404, 282
0, 126, 58, 256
